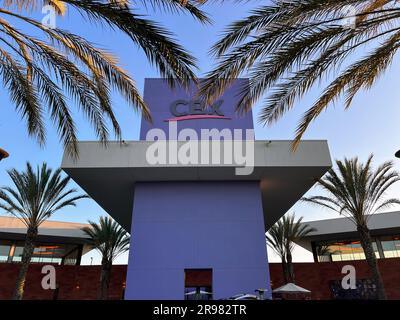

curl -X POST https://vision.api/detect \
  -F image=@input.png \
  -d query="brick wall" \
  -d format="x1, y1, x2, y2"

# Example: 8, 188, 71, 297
269, 258, 400, 299
0, 264, 126, 300
1, 259, 399, 299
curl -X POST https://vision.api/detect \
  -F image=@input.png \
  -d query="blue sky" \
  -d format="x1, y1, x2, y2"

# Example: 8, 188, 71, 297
1, 2, 400, 262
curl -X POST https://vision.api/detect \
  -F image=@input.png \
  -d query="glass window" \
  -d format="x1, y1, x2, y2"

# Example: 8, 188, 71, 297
350, 242, 365, 260
381, 235, 400, 258
63, 248, 79, 265
11, 242, 79, 264
32, 244, 73, 264
12, 246, 24, 262
316, 239, 379, 262
0, 241, 12, 262
372, 242, 380, 259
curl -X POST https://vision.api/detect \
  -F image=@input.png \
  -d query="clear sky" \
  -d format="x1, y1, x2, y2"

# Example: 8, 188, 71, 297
1, 2, 400, 264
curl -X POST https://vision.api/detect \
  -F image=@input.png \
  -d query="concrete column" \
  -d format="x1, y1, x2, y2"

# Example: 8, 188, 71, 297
7, 242, 16, 263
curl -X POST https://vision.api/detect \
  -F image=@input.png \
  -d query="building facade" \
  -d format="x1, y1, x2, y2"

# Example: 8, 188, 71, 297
2, 212, 400, 299
0, 216, 92, 265
296, 211, 400, 263
61, 79, 332, 300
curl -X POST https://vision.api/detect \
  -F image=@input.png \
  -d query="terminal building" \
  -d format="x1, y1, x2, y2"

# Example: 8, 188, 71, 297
61, 79, 332, 300
280, 211, 400, 299
2, 80, 400, 300
296, 211, 400, 262
0, 210, 399, 299
0, 216, 92, 265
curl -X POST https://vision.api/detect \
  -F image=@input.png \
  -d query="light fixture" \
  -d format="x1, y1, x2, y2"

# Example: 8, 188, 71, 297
0, 148, 9, 161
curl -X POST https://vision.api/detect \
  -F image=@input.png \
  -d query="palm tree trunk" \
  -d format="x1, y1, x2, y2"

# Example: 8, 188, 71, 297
13, 226, 37, 300
286, 251, 295, 284
280, 256, 289, 284
98, 259, 112, 300
357, 224, 386, 300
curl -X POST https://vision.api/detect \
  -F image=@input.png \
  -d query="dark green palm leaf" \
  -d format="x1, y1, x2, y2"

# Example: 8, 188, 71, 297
266, 213, 316, 259
81, 216, 130, 263
302, 154, 400, 299
0, 162, 88, 228
201, 0, 400, 149
0, 161, 88, 299
302, 155, 400, 225
1, 0, 208, 157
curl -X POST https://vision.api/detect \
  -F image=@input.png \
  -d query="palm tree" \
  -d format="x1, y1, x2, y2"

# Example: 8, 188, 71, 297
200, 0, 400, 149
315, 243, 341, 262
302, 155, 400, 299
81, 216, 130, 300
0, 0, 209, 157
267, 218, 288, 283
0, 162, 87, 300
267, 213, 316, 284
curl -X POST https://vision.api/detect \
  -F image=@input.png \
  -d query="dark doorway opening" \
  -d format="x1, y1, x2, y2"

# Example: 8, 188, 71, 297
184, 269, 212, 300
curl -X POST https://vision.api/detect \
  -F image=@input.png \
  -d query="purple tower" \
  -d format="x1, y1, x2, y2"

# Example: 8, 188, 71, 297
126, 79, 268, 299
61, 79, 332, 300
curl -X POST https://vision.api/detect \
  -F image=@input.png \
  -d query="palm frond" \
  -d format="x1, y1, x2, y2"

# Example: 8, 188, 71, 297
82, 216, 130, 263
303, 155, 400, 226
266, 213, 316, 259
0, 0, 203, 157
135, 0, 211, 24
0, 162, 87, 228
201, 0, 400, 149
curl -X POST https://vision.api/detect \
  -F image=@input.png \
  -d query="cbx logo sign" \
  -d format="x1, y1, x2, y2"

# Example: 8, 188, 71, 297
165, 99, 231, 122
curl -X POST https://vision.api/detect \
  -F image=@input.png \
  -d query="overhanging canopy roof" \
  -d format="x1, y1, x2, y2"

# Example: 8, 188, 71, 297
0, 216, 92, 254
61, 140, 331, 231
296, 211, 400, 249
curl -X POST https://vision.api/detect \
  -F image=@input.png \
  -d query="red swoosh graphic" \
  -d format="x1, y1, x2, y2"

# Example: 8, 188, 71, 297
164, 115, 231, 122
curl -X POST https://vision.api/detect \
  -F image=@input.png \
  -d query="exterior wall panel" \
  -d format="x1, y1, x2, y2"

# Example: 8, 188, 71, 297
125, 181, 270, 300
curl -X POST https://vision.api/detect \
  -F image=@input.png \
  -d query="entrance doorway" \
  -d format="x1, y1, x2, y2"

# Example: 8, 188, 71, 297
184, 269, 212, 300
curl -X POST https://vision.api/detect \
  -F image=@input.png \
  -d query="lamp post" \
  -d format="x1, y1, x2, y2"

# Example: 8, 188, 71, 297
0, 148, 9, 162
396, 150, 400, 159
